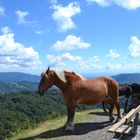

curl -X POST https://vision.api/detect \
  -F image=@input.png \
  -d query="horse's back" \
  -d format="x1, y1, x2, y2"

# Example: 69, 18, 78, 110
92, 76, 118, 88
76, 76, 118, 105
94, 76, 119, 98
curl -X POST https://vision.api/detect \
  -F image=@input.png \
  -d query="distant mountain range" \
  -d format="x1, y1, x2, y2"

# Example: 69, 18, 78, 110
0, 72, 40, 93
112, 73, 140, 84
0, 72, 40, 83
0, 72, 140, 93
0, 81, 38, 93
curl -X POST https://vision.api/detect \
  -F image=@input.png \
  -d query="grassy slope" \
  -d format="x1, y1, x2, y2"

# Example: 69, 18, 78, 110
10, 109, 101, 140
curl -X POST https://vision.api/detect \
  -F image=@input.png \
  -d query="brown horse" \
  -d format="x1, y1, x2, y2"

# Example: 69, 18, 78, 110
38, 67, 121, 131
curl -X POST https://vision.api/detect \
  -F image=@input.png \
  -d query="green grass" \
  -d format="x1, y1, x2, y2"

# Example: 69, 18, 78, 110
10, 109, 101, 140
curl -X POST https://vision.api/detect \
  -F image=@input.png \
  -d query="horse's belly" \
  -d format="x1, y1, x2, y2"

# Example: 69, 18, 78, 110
77, 94, 105, 105
75, 80, 108, 105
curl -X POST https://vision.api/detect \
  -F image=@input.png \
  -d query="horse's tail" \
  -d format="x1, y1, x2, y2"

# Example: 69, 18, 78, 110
105, 77, 121, 120
106, 77, 119, 101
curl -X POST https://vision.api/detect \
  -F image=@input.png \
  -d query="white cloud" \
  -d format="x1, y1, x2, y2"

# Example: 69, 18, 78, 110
35, 30, 44, 35
91, 56, 100, 62
105, 63, 122, 70
73, 55, 101, 70
113, 0, 140, 10
15, 10, 36, 25
0, 26, 40, 68
123, 63, 140, 69
128, 36, 140, 58
106, 49, 120, 59
47, 52, 82, 67
52, 2, 81, 32
87, 0, 110, 7
0, 5, 5, 17
50, 0, 58, 5
51, 35, 90, 51
105, 62, 140, 70
15, 10, 29, 24
1, 26, 12, 34
86, 0, 140, 10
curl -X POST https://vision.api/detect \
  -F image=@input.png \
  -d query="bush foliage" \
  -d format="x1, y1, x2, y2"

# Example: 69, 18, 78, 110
0, 89, 97, 139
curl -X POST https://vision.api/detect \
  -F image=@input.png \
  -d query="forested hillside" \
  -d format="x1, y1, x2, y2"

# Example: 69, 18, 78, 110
0, 81, 38, 93
1, 72, 140, 94
0, 72, 140, 139
0, 89, 97, 139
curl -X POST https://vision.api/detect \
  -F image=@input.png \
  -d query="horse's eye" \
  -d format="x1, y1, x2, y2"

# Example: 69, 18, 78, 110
40, 76, 45, 82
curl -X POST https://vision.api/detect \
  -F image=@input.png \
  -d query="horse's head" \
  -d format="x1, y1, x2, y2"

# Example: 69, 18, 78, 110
38, 67, 85, 96
38, 67, 54, 96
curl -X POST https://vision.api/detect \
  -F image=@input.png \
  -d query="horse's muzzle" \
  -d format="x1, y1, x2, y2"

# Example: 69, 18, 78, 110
38, 87, 45, 96
38, 90, 44, 96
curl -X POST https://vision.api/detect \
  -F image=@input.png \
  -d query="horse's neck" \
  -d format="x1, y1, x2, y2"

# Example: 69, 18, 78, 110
53, 71, 84, 91
53, 74, 67, 91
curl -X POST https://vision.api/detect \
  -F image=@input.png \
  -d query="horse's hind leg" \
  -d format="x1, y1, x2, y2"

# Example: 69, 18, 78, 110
102, 102, 107, 113
109, 104, 115, 122
104, 98, 115, 122
114, 101, 121, 122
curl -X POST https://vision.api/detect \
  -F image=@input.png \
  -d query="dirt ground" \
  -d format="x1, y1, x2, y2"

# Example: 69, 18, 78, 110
18, 111, 115, 140
16, 110, 140, 140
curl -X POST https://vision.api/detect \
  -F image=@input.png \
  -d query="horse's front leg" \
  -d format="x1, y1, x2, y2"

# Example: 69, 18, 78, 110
65, 102, 76, 131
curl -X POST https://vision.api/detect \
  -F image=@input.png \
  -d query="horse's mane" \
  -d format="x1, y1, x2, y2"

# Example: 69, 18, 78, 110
64, 70, 86, 81
54, 69, 67, 83
41, 68, 67, 82
76, 73, 85, 80
41, 68, 85, 83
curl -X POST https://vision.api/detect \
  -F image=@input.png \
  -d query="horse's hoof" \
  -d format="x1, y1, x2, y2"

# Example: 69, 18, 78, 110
115, 116, 121, 123
65, 124, 74, 131
109, 117, 114, 122
63, 123, 67, 128
122, 113, 126, 116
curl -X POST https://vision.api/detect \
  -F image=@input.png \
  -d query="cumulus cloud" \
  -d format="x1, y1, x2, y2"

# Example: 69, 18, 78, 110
47, 52, 82, 67
128, 36, 140, 58
15, 10, 29, 24
114, 0, 140, 10
51, 35, 90, 51
106, 49, 120, 59
15, 10, 36, 25
105, 62, 140, 70
1, 26, 12, 34
87, 0, 110, 7
105, 63, 122, 70
0, 27, 40, 68
86, 0, 140, 10
52, 2, 81, 32
0, 5, 5, 17
123, 63, 140, 69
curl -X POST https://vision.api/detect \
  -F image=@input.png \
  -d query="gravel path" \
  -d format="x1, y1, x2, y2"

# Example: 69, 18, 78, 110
19, 111, 115, 140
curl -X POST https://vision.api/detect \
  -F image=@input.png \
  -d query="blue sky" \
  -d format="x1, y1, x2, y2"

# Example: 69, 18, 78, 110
0, 0, 140, 75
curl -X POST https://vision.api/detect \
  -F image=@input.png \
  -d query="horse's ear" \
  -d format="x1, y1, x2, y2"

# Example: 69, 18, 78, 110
72, 71, 76, 75
46, 67, 50, 74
